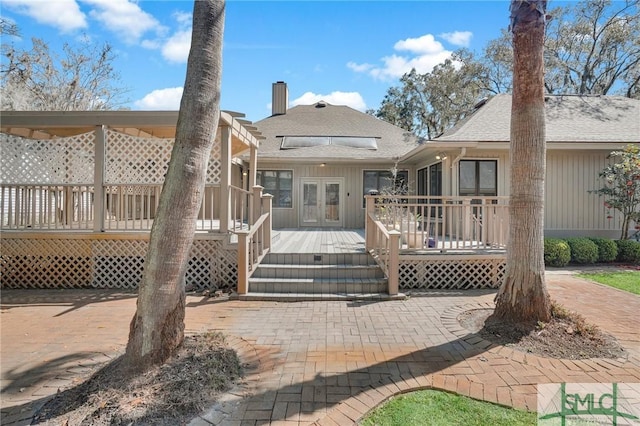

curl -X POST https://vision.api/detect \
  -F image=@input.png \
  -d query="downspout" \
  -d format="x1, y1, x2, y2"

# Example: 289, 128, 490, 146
452, 147, 466, 166
450, 147, 466, 197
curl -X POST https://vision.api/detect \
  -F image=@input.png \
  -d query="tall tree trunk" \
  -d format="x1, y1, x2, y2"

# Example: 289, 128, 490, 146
492, 0, 551, 323
123, 0, 225, 372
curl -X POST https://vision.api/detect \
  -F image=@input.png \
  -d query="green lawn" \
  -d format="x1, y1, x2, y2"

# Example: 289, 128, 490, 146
360, 389, 536, 426
577, 270, 640, 295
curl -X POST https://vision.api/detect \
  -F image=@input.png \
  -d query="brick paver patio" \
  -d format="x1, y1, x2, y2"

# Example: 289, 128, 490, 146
1, 269, 639, 425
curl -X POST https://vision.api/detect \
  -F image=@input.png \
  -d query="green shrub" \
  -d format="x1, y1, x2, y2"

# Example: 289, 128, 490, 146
565, 238, 599, 264
616, 239, 640, 264
544, 238, 571, 267
588, 238, 618, 263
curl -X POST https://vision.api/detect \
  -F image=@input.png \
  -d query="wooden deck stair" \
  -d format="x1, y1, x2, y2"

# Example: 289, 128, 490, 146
236, 252, 405, 301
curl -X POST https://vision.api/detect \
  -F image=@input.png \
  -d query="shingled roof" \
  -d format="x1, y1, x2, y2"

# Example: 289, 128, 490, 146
254, 102, 421, 161
436, 93, 640, 143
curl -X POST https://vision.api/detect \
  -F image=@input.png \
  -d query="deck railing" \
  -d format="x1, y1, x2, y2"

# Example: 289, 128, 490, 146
229, 184, 251, 232
1, 184, 95, 230
237, 187, 273, 295
365, 195, 510, 252
1, 183, 252, 232
367, 213, 401, 295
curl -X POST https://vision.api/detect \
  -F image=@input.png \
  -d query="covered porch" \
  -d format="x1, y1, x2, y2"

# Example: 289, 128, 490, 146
0, 110, 270, 291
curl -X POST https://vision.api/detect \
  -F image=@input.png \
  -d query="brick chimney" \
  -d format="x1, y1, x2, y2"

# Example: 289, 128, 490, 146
272, 81, 288, 116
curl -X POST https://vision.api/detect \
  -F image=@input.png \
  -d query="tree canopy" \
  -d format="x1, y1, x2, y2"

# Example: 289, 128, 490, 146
1, 24, 128, 110
372, 0, 640, 138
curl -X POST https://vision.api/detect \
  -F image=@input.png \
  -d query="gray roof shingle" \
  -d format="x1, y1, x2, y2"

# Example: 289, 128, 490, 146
436, 94, 640, 143
254, 102, 421, 160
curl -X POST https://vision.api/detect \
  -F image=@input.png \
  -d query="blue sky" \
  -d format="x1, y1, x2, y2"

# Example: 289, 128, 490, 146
3, 0, 524, 122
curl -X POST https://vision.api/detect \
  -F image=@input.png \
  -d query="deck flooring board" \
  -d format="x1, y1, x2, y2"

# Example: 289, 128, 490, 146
271, 228, 365, 254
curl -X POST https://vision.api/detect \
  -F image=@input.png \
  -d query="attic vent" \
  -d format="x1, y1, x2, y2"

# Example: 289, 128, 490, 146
315, 101, 327, 108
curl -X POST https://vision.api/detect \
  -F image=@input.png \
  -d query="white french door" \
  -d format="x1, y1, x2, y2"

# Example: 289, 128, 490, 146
300, 178, 343, 227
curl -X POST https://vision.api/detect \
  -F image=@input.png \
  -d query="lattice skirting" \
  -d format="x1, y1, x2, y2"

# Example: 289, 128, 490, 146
399, 255, 506, 290
0, 237, 237, 291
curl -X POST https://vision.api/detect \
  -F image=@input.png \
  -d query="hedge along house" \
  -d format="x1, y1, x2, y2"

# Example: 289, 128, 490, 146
0, 110, 268, 291
399, 94, 640, 240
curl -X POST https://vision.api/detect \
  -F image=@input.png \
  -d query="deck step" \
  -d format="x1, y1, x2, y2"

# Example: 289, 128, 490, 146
247, 252, 391, 298
234, 292, 406, 302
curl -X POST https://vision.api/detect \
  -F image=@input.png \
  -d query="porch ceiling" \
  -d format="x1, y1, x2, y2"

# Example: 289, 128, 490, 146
0, 110, 263, 156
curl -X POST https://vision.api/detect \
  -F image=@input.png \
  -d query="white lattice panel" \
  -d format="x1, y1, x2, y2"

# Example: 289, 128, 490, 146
1, 237, 237, 291
399, 257, 505, 289
1, 238, 93, 288
105, 129, 221, 185
105, 130, 172, 184
1, 132, 94, 184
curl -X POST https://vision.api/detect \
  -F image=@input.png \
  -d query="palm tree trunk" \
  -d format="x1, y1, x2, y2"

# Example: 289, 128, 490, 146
493, 0, 551, 323
123, 0, 226, 372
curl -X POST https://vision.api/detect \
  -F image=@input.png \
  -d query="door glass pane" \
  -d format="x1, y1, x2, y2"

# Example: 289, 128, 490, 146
325, 183, 340, 221
302, 182, 318, 222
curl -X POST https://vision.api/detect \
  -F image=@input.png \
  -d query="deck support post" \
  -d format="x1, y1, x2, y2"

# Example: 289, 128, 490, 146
388, 230, 401, 295
93, 125, 106, 232
237, 230, 249, 294
220, 125, 232, 234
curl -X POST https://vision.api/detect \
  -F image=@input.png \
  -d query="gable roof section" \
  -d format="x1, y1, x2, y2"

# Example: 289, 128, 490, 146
254, 102, 420, 161
436, 94, 640, 143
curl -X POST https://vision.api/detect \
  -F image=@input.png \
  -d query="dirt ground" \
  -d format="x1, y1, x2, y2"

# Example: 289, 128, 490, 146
458, 303, 626, 360
33, 332, 242, 425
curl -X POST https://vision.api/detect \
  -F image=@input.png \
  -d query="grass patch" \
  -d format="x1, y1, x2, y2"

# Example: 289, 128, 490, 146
577, 271, 640, 295
360, 389, 536, 426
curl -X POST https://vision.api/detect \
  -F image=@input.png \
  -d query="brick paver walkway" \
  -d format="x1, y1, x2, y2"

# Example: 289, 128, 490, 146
1, 269, 639, 425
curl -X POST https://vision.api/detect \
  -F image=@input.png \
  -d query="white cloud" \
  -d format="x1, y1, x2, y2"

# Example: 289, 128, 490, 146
3, 0, 87, 33
439, 31, 473, 47
347, 61, 374, 73
291, 91, 367, 111
161, 29, 191, 63
173, 11, 192, 26
134, 87, 183, 110
82, 0, 163, 43
394, 34, 445, 55
348, 31, 473, 81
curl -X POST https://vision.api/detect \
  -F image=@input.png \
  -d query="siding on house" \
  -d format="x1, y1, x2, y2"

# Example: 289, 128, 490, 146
259, 161, 413, 229
545, 150, 621, 238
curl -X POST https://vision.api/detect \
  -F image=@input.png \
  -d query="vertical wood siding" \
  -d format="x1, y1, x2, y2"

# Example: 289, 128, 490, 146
545, 150, 620, 235
260, 163, 402, 229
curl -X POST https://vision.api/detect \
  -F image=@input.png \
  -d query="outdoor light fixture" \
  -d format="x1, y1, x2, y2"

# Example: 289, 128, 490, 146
436, 152, 448, 161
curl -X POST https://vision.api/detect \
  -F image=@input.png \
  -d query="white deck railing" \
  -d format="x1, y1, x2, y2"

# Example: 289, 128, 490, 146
367, 213, 400, 296
366, 195, 509, 252
237, 188, 273, 295
1, 183, 253, 233
1, 184, 95, 230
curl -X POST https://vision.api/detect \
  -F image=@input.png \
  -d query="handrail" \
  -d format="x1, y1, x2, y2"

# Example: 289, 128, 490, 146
366, 194, 509, 251
228, 184, 251, 232
236, 188, 272, 295
367, 211, 400, 295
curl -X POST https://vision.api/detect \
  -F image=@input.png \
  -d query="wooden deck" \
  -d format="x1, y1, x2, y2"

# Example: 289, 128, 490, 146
271, 228, 366, 253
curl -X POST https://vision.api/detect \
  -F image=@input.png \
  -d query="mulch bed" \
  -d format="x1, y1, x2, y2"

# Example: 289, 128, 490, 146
458, 303, 626, 360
